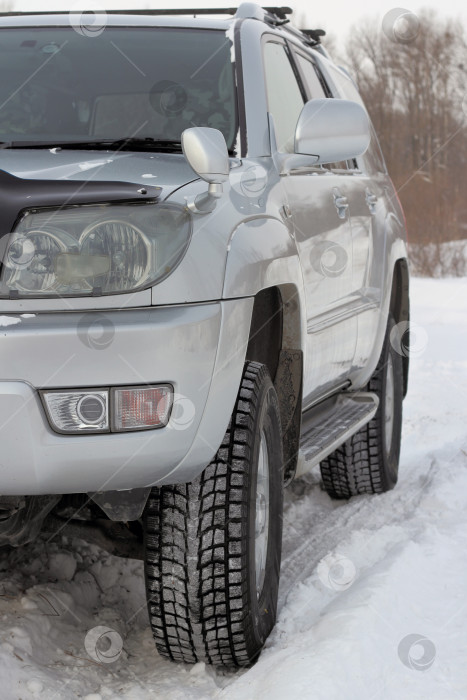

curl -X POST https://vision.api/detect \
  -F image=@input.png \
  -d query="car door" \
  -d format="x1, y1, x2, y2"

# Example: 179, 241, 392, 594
262, 40, 357, 407
319, 63, 387, 369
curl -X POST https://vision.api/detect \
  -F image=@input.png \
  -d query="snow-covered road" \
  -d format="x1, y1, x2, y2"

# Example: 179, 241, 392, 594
1, 277, 466, 700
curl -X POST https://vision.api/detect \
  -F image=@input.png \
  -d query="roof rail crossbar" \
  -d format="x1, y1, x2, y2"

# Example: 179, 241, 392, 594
0, 9, 236, 17
279, 21, 326, 47
301, 28, 326, 45
263, 6, 293, 20
0, 7, 293, 19
0, 6, 325, 51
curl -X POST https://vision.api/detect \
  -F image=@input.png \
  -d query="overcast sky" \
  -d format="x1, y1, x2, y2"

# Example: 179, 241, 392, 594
6, 0, 467, 40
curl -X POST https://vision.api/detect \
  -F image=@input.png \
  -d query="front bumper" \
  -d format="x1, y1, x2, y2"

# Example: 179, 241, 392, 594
0, 299, 253, 495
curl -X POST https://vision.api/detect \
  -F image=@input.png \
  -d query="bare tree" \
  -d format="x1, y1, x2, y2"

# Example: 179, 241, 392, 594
341, 10, 467, 275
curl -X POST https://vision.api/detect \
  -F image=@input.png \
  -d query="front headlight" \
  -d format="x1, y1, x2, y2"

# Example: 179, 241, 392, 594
0, 202, 192, 297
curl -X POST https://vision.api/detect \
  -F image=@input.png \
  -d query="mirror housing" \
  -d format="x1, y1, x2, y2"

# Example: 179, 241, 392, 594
181, 127, 230, 214
295, 98, 371, 164
182, 127, 230, 184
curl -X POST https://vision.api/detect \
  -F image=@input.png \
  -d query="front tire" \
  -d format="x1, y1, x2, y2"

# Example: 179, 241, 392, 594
144, 361, 283, 668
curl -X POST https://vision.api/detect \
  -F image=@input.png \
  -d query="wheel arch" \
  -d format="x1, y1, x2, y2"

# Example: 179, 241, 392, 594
245, 283, 303, 482
389, 258, 410, 397
222, 216, 307, 480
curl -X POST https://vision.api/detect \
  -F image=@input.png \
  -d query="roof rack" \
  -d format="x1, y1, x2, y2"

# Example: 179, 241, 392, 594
0, 4, 325, 49
0, 7, 293, 21
300, 28, 326, 45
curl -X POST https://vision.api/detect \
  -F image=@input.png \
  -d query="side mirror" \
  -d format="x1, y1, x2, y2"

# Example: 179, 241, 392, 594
182, 127, 230, 183
295, 98, 370, 164
181, 127, 230, 213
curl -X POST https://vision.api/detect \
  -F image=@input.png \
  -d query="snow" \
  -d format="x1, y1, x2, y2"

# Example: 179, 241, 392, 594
0, 316, 21, 327
0, 277, 466, 699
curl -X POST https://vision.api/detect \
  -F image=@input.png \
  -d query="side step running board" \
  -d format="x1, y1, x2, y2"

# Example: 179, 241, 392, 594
295, 392, 379, 478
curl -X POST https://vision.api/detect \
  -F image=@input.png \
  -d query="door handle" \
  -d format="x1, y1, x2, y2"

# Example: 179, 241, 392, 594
365, 189, 378, 214
333, 189, 349, 219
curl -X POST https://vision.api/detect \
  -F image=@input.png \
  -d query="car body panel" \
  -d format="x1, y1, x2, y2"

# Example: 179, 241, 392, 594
0, 298, 252, 494
0, 150, 198, 200
0, 9, 408, 496
280, 169, 357, 402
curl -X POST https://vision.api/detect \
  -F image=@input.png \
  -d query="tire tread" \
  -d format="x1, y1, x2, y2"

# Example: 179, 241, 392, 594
144, 362, 274, 667
320, 316, 402, 499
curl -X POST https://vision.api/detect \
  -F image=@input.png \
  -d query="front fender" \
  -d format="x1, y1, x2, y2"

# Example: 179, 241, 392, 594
222, 217, 305, 299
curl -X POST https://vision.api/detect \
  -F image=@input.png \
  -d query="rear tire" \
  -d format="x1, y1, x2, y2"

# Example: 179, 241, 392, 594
320, 314, 403, 499
144, 361, 283, 668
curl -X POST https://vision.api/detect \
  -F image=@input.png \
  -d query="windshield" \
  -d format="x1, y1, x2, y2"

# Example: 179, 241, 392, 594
0, 26, 238, 151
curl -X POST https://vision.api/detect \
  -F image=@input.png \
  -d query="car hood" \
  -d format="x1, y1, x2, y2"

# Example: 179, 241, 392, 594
0, 149, 198, 200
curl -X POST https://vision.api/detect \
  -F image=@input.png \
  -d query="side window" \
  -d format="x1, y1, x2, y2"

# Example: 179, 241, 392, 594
323, 64, 387, 175
294, 51, 349, 172
263, 42, 305, 153
294, 54, 327, 99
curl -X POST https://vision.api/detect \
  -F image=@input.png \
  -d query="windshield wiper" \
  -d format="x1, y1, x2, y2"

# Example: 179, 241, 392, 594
1, 138, 183, 153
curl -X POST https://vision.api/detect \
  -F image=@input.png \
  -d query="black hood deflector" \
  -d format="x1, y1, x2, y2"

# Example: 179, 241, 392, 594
0, 168, 162, 238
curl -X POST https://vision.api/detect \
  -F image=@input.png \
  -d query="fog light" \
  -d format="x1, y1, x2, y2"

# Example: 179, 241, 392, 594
77, 394, 107, 425
42, 389, 109, 433
112, 385, 173, 432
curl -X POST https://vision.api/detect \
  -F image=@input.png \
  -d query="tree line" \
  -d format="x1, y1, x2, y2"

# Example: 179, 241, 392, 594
324, 10, 467, 275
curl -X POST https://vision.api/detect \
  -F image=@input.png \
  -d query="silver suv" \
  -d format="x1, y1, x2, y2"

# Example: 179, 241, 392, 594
0, 4, 409, 668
